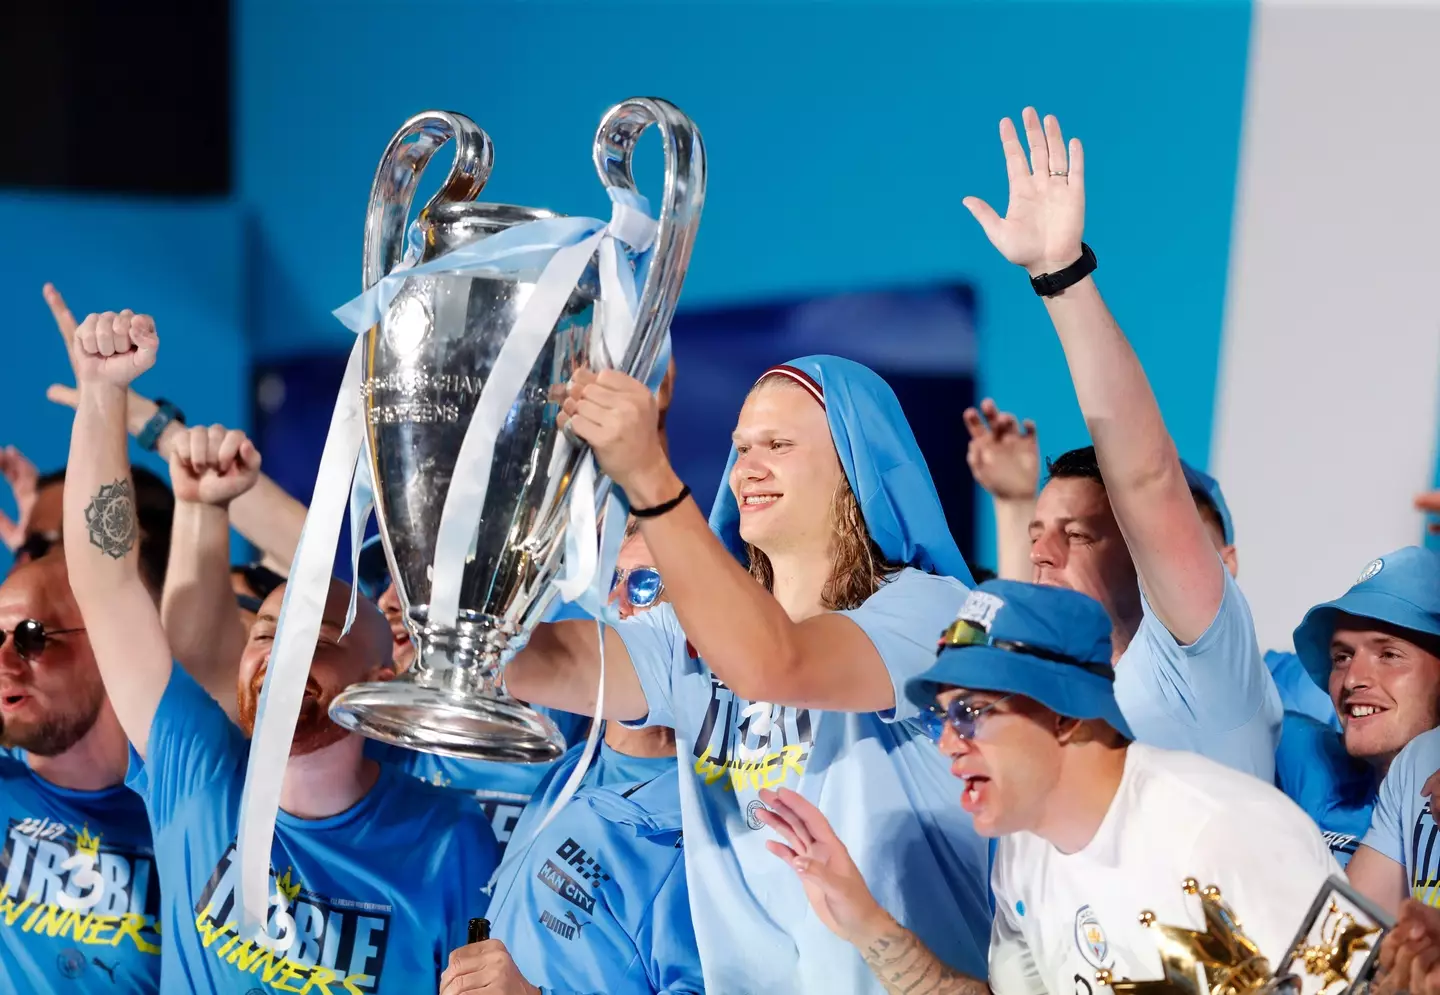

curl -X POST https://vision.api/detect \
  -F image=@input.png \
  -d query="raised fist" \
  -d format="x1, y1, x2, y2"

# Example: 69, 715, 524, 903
70, 311, 158, 387
168, 425, 262, 507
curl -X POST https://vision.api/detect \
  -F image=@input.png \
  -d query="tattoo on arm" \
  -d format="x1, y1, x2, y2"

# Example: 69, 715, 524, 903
84, 480, 138, 560
863, 926, 991, 995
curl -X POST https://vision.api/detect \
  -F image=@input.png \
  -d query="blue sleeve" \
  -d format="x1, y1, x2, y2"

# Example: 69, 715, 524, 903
1362, 729, 1433, 865
640, 849, 703, 994
839, 569, 968, 723
444, 802, 502, 955
1132, 569, 1279, 733
613, 606, 683, 730
123, 663, 246, 830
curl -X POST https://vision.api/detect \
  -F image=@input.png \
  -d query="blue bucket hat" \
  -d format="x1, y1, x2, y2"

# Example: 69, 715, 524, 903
1180, 460, 1233, 545
708, 355, 974, 585
1293, 546, 1440, 688
906, 579, 1133, 739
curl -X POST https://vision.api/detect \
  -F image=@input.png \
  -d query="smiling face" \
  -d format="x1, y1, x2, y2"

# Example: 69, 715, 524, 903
729, 378, 843, 560
236, 580, 395, 757
375, 582, 414, 671
1328, 617, 1440, 771
0, 556, 104, 757
935, 687, 1066, 837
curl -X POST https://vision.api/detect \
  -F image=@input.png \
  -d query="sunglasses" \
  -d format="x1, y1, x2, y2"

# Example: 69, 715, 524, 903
1, 619, 85, 662
612, 566, 664, 608
937, 620, 1116, 680
919, 694, 1013, 744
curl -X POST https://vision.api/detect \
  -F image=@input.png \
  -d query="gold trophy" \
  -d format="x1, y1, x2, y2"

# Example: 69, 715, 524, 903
1097, 877, 1389, 995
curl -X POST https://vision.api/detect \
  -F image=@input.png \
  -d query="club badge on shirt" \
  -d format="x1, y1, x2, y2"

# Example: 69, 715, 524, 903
1074, 905, 1113, 970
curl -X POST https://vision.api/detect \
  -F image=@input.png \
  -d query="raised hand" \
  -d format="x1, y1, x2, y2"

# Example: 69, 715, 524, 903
559, 368, 667, 495
168, 425, 262, 507
964, 107, 1085, 276
758, 787, 892, 946
439, 938, 539, 995
963, 398, 1039, 502
0, 446, 40, 552
70, 311, 158, 387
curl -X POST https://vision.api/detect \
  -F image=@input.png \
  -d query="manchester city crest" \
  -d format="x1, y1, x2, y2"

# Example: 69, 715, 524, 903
1074, 905, 1111, 969
1356, 558, 1383, 584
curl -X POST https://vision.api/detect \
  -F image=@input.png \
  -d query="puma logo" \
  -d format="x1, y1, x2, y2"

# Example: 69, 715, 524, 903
91, 957, 117, 983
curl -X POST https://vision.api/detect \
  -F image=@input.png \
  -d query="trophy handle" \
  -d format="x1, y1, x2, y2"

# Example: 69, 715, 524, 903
362, 110, 495, 290
592, 97, 707, 384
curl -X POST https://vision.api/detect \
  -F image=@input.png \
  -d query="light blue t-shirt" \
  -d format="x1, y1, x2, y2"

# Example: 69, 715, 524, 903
0, 756, 160, 994
1114, 569, 1281, 780
615, 567, 990, 995
488, 741, 701, 994
1273, 712, 1375, 866
126, 665, 499, 994
1362, 725, 1440, 900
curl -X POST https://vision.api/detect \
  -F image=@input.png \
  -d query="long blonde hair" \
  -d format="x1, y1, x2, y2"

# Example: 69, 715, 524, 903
741, 374, 899, 610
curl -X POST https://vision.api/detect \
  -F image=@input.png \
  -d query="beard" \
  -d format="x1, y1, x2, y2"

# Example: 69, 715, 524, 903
1, 683, 105, 757
237, 670, 349, 758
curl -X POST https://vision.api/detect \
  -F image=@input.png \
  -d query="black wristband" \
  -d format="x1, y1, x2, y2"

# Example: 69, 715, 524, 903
137, 398, 185, 452
1030, 243, 1097, 298
631, 484, 691, 519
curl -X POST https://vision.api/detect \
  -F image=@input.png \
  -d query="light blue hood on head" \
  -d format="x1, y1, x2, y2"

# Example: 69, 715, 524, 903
707, 354, 974, 585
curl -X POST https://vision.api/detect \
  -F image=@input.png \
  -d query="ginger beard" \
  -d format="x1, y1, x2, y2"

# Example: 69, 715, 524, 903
236, 667, 350, 757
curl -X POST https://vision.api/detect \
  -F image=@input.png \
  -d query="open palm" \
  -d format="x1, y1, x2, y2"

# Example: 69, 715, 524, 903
964, 107, 1086, 276
758, 787, 889, 945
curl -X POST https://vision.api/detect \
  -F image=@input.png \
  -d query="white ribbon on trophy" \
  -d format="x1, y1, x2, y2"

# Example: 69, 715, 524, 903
234, 187, 663, 939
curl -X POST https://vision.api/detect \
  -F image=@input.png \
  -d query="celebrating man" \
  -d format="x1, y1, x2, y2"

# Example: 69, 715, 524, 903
962, 108, 1279, 779
761, 580, 1338, 995
0, 553, 162, 993
507, 353, 992, 992
62, 308, 499, 994
1275, 547, 1440, 867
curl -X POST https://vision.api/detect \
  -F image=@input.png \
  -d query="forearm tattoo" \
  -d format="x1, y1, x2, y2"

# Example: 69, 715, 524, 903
84, 480, 138, 560
863, 927, 991, 995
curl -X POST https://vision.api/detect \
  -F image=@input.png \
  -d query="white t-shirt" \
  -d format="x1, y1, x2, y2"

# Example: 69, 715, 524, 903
990, 744, 1340, 995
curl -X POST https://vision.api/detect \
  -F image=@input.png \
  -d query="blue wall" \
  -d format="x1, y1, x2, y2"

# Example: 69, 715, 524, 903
237, 0, 1253, 562
0, 193, 248, 564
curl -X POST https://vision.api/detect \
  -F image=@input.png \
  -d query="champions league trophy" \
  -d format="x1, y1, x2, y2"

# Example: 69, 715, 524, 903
1098, 877, 1392, 995
325, 99, 705, 762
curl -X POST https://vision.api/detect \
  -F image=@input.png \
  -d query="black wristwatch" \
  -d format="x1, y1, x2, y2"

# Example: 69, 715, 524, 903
137, 398, 185, 451
1030, 244, 1097, 298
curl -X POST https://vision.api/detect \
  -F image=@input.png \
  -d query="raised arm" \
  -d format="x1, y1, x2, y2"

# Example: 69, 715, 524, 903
62, 310, 173, 758
963, 399, 1039, 582
963, 109, 1222, 644
757, 788, 991, 995
162, 423, 263, 719
557, 369, 897, 712
504, 620, 648, 722
43, 283, 306, 569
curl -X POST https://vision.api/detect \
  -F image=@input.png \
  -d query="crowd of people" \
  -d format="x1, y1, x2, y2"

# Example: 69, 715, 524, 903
4, 106, 1440, 995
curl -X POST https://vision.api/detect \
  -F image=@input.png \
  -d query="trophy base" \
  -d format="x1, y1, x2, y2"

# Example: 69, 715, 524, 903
328, 673, 566, 763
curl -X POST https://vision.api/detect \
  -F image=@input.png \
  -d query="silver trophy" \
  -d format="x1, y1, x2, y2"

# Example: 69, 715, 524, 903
327, 99, 704, 762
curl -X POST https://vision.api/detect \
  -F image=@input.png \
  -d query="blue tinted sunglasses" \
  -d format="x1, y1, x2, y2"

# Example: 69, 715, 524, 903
612, 566, 664, 608
919, 694, 1013, 744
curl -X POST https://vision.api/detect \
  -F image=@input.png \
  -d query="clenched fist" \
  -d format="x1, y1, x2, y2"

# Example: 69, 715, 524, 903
70, 310, 158, 387
169, 425, 262, 507
439, 938, 539, 995
558, 368, 669, 498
